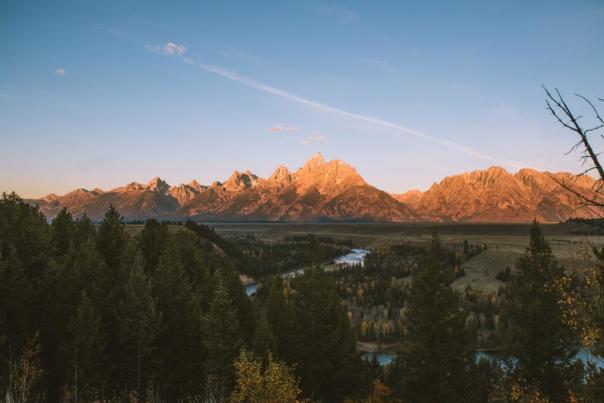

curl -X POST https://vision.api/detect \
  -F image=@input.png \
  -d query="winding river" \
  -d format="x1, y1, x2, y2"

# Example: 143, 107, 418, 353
362, 349, 604, 368
244, 248, 370, 296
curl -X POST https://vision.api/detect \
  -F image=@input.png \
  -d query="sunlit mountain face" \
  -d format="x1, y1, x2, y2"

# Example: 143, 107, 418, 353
29, 154, 598, 223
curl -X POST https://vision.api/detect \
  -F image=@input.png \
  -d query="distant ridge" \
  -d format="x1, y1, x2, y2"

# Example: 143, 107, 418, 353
27, 154, 599, 223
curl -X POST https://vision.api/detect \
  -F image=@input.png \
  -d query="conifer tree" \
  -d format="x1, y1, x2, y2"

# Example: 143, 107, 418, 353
289, 268, 370, 401
96, 205, 126, 271
265, 276, 293, 360
116, 253, 161, 396
51, 208, 74, 258
72, 214, 96, 249
152, 238, 204, 399
138, 218, 169, 273
62, 291, 106, 402
202, 275, 243, 393
503, 221, 580, 400
387, 235, 471, 403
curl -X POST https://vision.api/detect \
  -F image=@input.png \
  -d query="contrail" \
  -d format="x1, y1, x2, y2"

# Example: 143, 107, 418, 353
180, 56, 524, 168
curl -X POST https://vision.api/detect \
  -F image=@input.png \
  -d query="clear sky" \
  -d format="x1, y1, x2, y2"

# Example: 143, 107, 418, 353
1, 0, 603, 198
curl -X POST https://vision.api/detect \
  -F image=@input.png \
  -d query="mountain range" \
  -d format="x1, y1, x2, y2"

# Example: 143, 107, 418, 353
28, 153, 599, 223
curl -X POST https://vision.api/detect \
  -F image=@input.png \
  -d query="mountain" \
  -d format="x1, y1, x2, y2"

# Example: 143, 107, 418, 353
27, 156, 599, 223
400, 166, 598, 222
29, 153, 416, 222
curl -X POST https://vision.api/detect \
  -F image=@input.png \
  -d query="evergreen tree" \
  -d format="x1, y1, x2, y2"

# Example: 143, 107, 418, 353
387, 235, 472, 403
62, 291, 106, 402
0, 192, 50, 279
43, 239, 106, 400
289, 268, 371, 402
252, 309, 275, 359
152, 239, 204, 400
116, 253, 161, 397
96, 205, 126, 271
503, 221, 580, 400
265, 276, 293, 360
51, 208, 74, 258
202, 275, 243, 393
138, 218, 169, 273
72, 214, 96, 249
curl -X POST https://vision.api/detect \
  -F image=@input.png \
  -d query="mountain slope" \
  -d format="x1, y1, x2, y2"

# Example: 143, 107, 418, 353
29, 153, 416, 222
403, 167, 598, 222
26, 157, 599, 223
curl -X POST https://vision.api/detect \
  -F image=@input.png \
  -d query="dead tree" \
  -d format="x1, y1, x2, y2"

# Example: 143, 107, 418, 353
544, 86, 604, 214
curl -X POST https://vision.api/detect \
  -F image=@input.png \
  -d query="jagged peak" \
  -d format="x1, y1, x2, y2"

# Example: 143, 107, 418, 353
124, 181, 145, 191
188, 179, 203, 190
147, 177, 170, 193
269, 165, 291, 178
303, 152, 325, 169
42, 193, 60, 202
223, 170, 257, 190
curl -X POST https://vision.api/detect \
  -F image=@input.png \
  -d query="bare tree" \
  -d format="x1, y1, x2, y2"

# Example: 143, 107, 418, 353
544, 86, 604, 214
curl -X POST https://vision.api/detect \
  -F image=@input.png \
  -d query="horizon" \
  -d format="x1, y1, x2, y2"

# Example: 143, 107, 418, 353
2, 0, 604, 198
26, 151, 599, 200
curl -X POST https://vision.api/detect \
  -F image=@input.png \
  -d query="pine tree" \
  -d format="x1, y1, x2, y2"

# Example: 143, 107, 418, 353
138, 219, 169, 273
72, 214, 96, 249
62, 291, 106, 402
252, 309, 275, 359
503, 221, 580, 400
289, 268, 371, 402
96, 205, 126, 271
265, 276, 293, 360
387, 235, 472, 403
116, 253, 161, 397
202, 275, 243, 393
152, 239, 204, 399
51, 208, 74, 258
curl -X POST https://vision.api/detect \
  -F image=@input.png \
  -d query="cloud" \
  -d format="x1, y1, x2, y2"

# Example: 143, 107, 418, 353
269, 125, 300, 133
54, 68, 65, 76
302, 134, 327, 145
0, 93, 9, 99
152, 48, 525, 168
146, 42, 187, 56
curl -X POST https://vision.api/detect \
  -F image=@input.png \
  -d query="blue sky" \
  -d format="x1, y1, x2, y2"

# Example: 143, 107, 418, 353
1, 0, 603, 198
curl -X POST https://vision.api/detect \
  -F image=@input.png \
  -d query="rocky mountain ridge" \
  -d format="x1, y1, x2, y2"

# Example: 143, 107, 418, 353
28, 154, 599, 222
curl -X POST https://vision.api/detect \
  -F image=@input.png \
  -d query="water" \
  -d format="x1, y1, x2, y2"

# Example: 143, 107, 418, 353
244, 283, 257, 296
365, 349, 604, 368
282, 248, 370, 279
334, 248, 370, 267
361, 352, 395, 366
244, 248, 370, 295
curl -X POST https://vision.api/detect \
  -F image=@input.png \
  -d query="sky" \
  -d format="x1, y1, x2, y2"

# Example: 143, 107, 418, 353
1, 0, 604, 198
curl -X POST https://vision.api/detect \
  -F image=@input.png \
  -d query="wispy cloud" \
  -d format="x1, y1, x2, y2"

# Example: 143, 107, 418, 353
0, 93, 9, 99
55, 68, 65, 76
146, 42, 187, 56
302, 134, 327, 146
269, 125, 300, 133
154, 46, 524, 168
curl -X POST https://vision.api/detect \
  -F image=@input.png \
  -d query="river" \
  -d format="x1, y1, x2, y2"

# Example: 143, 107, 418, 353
244, 248, 370, 296
362, 349, 604, 368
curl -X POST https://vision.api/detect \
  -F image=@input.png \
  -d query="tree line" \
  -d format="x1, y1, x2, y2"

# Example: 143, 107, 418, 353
3, 190, 604, 402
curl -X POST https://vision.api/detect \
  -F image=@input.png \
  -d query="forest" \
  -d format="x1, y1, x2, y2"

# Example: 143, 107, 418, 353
2, 192, 604, 402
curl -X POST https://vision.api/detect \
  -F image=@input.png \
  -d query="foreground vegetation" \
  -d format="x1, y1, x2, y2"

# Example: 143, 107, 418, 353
3, 192, 604, 402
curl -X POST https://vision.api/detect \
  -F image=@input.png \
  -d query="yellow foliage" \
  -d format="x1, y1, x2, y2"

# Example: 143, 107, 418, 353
229, 351, 305, 403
